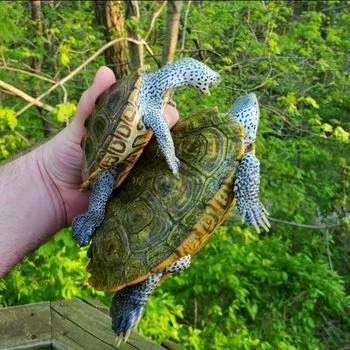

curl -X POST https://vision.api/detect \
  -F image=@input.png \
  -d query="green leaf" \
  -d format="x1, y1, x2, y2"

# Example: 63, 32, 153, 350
53, 103, 76, 124
58, 45, 70, 66
334, 126, 349, 143
0, 106, 17, 130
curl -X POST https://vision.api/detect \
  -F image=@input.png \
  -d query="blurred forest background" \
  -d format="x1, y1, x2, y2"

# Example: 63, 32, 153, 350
0, 1, 349, 349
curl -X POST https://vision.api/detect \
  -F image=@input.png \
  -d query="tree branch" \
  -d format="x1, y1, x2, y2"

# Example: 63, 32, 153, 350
145, 1, 167, 41
180, 0, 191, 51
0, 79, 54, 113
269, 217, 340, 230
143, 41, 161, 68
15, 37, 145, 117
0, 65, 68, 102
162, 0, 182, 65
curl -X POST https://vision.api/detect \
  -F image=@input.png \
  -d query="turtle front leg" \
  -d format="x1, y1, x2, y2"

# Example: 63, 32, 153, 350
72, 169, 116, 246
143, 110, 180, 176
234, 152, 270, 232
111, 255, 191, 345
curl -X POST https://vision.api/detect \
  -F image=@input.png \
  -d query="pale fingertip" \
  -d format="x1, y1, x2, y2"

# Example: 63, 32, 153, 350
164, 104, 179, 128
75, 66, 116, 123
93, 65, 116, 88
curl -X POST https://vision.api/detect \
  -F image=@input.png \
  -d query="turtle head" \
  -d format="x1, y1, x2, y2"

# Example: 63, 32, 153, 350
180, 58, 221, 95
152, 58, 220, 96
229, 93, 260, 147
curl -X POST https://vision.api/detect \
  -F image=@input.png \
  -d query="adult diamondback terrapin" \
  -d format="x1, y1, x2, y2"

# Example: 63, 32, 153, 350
86, 93, 270, 342
72, 58, 220, 247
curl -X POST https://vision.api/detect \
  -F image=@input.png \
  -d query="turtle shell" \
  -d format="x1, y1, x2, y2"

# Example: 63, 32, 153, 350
87, 107, 245, 292
80, 66, 152, 191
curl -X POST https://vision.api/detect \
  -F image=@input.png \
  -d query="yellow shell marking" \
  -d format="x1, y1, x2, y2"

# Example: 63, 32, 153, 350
81, 67, 152, 191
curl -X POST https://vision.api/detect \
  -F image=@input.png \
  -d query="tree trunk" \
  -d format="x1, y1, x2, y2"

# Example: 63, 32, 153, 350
161, 0, 182, 66
31, 0, 43, 72
30, 0, 53, 136
93, 0, 130, 79
125, 0, 143, 70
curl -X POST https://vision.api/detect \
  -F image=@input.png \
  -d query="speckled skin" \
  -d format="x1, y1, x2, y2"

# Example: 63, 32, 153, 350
140, 58, 221, 176
72, 169, 116, 246
229, 93, 270, 232
72, 58, 220, 247
111, 255, 191, 341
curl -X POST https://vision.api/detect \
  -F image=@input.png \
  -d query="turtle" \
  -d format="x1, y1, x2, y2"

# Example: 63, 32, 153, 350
72, 58, 221, 247
86, 93, 270, 342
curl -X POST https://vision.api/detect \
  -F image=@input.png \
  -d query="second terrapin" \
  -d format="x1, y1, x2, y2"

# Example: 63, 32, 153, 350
72, 58, 220, 246
86, 93, 270, 342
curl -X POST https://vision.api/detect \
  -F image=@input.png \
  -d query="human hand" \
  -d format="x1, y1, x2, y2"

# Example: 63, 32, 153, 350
40, 66, 179, 227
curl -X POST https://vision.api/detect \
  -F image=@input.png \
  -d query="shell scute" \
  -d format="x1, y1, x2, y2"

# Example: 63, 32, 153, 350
122, 189, 173, 254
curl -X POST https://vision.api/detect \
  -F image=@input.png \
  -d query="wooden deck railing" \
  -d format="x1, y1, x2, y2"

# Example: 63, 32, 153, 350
0, 298, 176, 350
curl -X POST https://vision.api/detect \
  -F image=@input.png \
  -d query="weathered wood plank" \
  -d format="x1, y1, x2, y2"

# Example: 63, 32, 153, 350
128, 331, 165, 350
162, 339, 185, 350
81, 297, 109, 315
0, 298, 166, 349
52, 308, 118, 350
0, 302, 51, 349
51, 298, 136, 350
0, 344, 51, 350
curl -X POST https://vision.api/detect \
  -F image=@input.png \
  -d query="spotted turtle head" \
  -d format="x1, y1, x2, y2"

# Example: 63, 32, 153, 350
164, 58, 221, 95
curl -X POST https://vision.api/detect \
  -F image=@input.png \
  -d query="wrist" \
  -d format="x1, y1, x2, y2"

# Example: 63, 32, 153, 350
0, 146, 67, 276
32, 144, 67, 230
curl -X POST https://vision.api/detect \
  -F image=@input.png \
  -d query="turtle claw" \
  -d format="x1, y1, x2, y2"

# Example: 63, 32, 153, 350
111, 288, 146, 343
115, 329, 132, 347
115, 336, 122, 348
240, 201, 270, 233
262, 213, 271, 230
72, 212, 104, 246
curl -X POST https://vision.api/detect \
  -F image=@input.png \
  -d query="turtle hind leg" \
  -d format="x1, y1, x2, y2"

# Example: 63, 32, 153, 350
142, 109, 180, 177
234, 152, 270, 233
72, 168, 116, 246
111, 255, 191, 343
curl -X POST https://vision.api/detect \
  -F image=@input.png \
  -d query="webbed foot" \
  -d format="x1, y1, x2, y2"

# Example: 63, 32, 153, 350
238, 200, 270, 233
111, 255, 191, 343
72, 212, 104, 246
72, 169, 116, 246
234, 152, 270, 232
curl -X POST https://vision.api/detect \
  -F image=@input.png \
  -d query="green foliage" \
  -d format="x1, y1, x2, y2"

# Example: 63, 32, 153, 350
1, 1, 349, 349
141, 227, 350, 349
52, 102, 77, 124
0, 229, 105, 306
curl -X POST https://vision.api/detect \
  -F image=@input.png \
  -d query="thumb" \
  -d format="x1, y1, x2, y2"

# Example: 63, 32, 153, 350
69, 66, 116, 142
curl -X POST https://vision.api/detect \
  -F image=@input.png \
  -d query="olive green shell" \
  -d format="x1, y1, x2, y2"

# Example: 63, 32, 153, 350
81, 67, 152, 191
87, 107, 244, 292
